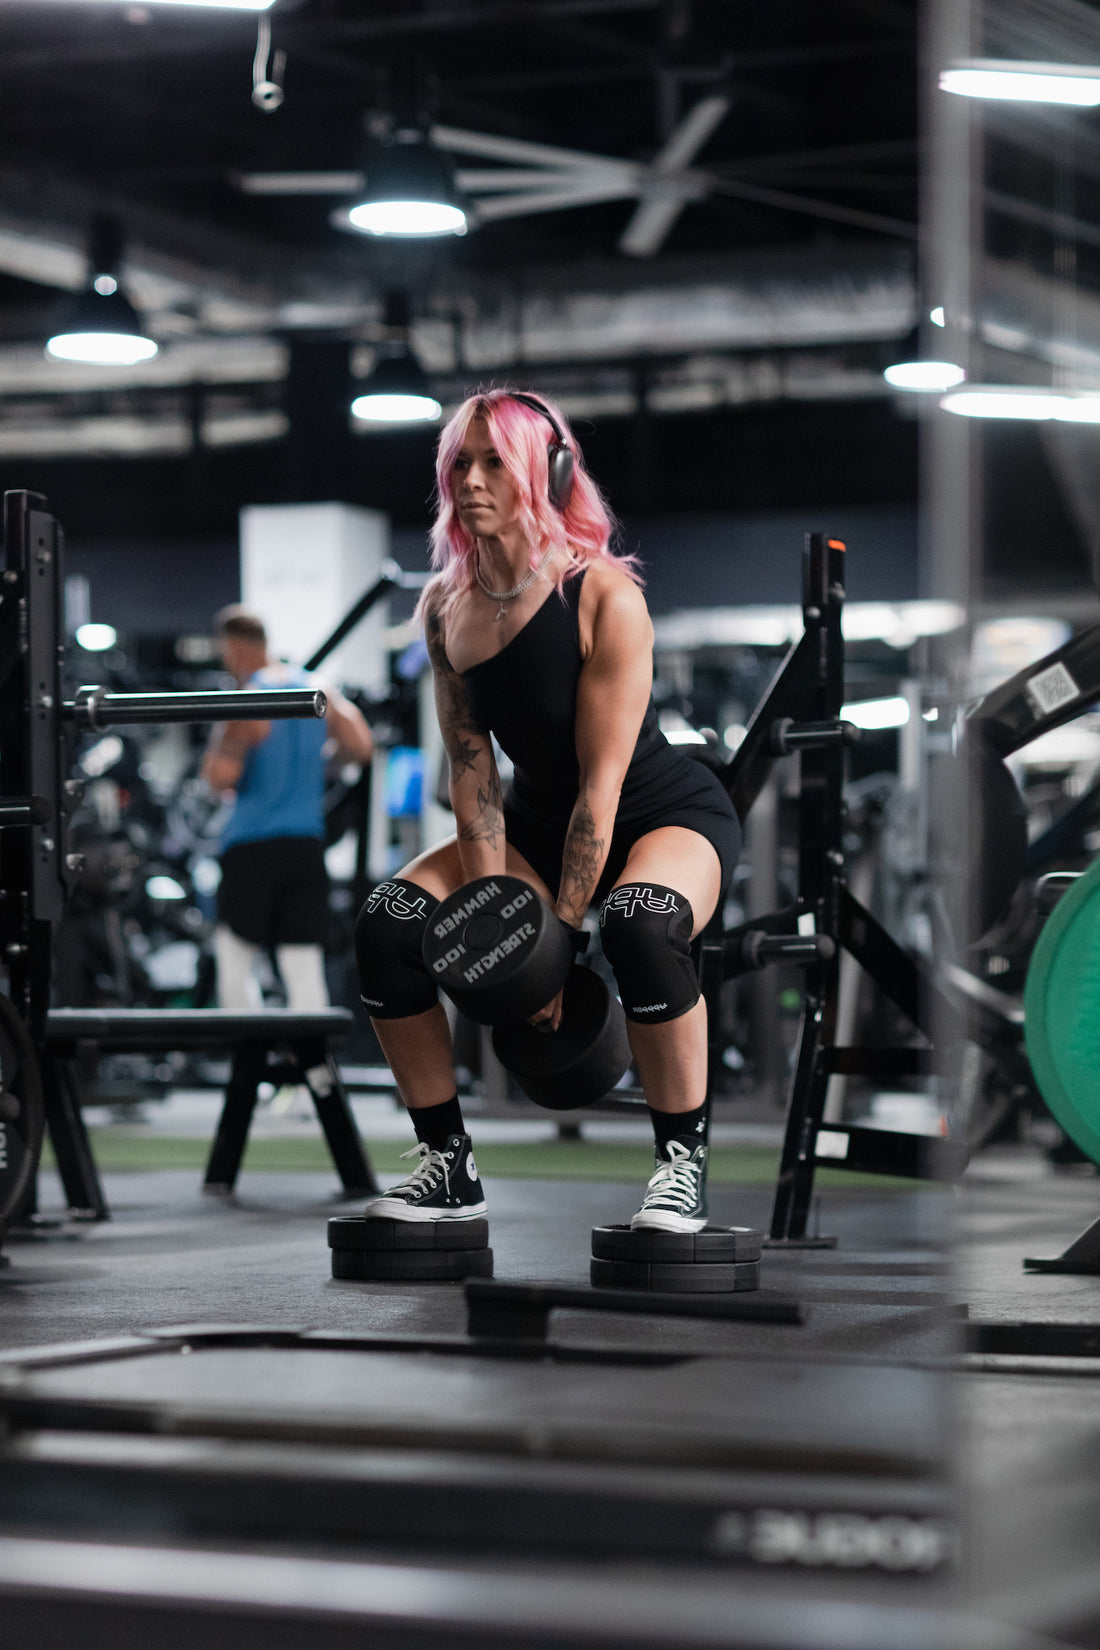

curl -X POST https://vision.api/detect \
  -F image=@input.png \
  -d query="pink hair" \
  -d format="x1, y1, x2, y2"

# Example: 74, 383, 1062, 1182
419, 388, 641, 616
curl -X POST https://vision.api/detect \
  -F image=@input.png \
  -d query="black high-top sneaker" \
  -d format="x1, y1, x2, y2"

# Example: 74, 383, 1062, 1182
363, 1134, 487, 1222
630, 1136, 708, 1232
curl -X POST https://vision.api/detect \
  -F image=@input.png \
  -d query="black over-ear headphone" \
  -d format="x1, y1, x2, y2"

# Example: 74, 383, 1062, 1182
509, 392, 575, 512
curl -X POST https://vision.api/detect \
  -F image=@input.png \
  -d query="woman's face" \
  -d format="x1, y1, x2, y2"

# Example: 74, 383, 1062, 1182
451, 417, 523, 540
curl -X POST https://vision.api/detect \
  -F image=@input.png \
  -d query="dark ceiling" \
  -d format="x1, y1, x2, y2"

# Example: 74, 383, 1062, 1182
0, 0, 930, 541
0, 0, 991, 569
0, 0, 919, 268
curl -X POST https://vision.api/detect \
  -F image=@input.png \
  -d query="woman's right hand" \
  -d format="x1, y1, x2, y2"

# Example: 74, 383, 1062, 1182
528, 986, 565, 1034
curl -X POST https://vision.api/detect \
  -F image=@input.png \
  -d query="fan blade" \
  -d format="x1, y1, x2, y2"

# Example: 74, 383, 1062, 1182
236, 171, 364, 195
651, 95, 731, 173
618, 95, 731, 258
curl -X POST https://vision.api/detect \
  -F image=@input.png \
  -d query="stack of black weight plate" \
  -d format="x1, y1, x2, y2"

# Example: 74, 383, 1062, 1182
590, 1224, 762, 1292
328, 1217, 493, 1281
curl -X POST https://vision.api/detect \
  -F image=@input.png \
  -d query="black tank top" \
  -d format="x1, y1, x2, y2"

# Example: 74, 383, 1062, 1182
461, 570, 692, 827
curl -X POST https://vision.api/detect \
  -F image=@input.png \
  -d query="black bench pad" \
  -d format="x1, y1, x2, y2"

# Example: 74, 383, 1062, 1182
37, 1007, 375, 1217
45, 1008, 354, 1051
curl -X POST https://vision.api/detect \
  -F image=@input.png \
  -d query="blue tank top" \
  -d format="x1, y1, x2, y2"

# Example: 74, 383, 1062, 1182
220, 665, 329, 849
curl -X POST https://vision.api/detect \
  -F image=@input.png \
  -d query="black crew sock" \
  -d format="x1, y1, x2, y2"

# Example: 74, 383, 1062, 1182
648, 1102, 708, 1157
411, 1095, 466, 1151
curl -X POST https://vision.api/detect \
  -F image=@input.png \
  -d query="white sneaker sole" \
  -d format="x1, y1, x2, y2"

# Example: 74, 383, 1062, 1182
630, 1211, 708, 1233
364, 1197, 488, 1223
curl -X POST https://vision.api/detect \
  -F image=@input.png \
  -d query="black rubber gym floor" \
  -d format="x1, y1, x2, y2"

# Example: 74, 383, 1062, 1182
957, 1147, 1100, 1650
0, 1146, 1095, 1649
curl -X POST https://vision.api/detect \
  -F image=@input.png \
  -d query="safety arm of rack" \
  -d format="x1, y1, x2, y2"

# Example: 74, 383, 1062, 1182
64, 687, 326, 732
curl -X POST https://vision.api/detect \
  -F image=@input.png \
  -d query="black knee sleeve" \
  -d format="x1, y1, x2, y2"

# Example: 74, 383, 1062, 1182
599, 883, 700, 1025
355, 879, 439, 1019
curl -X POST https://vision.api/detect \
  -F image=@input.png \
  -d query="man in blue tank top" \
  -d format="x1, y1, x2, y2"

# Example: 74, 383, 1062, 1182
201, 607, 373, 1012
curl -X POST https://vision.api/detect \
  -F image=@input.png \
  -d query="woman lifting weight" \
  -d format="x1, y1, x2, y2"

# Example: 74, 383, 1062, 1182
354, 388, 740, 1231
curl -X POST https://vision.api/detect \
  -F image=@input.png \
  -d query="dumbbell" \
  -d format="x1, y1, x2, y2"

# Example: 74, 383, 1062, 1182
421, 874, 632, 1110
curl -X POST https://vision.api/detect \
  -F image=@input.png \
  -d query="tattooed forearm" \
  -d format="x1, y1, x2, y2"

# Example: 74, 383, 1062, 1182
558, 795, 606, 925
457, 776, 504, 849
447, 734, 480, 780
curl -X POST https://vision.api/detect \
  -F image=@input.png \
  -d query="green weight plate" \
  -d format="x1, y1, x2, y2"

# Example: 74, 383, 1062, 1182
1024, 856, 1100, 1167
327, 1215, 490, 1252
332, 1246, 494, 1281
589, 1257, 760, 1294
590, 1224, 763, 1264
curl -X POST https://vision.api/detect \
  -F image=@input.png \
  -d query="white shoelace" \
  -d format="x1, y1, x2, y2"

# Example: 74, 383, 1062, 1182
392, 1142, 452, 1199
640, 1139, 702, 1210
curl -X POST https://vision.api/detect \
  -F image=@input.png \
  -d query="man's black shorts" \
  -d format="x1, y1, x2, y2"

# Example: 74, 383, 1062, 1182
218, 836, 329, 948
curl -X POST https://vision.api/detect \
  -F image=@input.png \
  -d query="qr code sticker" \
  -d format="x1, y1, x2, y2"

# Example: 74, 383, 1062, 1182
1026, 660, 1079, 717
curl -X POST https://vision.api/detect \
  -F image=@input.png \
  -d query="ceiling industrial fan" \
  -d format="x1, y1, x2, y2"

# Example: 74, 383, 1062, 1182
235, 95, 732, 259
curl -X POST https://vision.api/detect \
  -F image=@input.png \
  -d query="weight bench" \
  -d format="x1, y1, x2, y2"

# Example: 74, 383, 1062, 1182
40, 1008, 378, 1220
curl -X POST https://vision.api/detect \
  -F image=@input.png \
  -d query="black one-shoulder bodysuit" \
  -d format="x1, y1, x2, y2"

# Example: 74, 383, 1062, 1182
461, 571, 740, 903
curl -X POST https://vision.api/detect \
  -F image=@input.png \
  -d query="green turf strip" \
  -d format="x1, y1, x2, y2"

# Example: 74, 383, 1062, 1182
41, 1130, 924, 1188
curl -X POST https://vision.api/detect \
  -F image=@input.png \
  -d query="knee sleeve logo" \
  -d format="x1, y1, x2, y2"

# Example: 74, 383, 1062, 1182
600, 886, 680, 924
366, 881, 430, 922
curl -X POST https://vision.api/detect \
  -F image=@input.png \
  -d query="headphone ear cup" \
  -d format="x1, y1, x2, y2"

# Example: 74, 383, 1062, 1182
548, 443, 575, 511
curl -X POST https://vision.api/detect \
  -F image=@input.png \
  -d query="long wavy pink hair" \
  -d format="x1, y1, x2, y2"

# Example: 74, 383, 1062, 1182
420, 388, 641, 614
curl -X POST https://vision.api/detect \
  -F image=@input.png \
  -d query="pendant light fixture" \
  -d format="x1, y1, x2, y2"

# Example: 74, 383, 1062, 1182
351, 292, 442, 425
46, 217, 157, 365
343, 129, 467, 238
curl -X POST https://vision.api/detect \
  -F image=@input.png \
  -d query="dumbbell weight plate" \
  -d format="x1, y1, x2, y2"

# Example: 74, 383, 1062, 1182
590, 1256, 760, 1293
422, 875, 573, 1025
332, 1246, 495, 1281
492, 964, 632, 1110
590, 1223, 763, 1264
327, 1215, 490, 1252
1024, 855, 1100, 1167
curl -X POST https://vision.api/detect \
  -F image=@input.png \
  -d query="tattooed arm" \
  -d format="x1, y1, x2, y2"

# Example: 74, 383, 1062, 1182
425, 593, 506, 881
558, 567, 655, 928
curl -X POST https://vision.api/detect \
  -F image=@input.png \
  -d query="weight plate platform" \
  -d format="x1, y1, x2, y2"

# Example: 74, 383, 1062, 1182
332, 1246, 494, 1281
589, 1256, 760, 1293
327, 1215, 489, 1252
1024, 855, 1100, 1167
421, 874, 571, 1025
590, 1223, 763, 1265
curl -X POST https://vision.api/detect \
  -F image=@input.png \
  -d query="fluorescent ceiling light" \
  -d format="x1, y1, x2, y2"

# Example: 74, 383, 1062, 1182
941, 387, 1100, 420
50, 0, 276, 8
352, 392, 442, 424
75, 623, 118, 651
841, 696, 911, 731
1051, 397, 1100, 423
145, 876, 187, 901
345, 136, 468, 238
884, 360, 965, 391
346, 200, 467, 237
47, 331, 157, 365
940, 60, 1100, 106
351, 344, 441, 426
46, 247, 157, 364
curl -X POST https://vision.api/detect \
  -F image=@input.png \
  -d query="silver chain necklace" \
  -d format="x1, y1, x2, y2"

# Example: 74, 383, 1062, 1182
474, 546, 553, 621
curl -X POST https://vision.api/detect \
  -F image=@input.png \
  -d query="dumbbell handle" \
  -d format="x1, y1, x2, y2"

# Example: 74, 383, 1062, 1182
740, 930, 836, 969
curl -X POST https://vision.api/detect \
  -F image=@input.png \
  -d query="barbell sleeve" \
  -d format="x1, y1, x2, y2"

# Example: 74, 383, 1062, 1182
770, 717, 860, 755
740, 930, 837, 970
65, 686, 327, 731
0, 796, 51, 828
